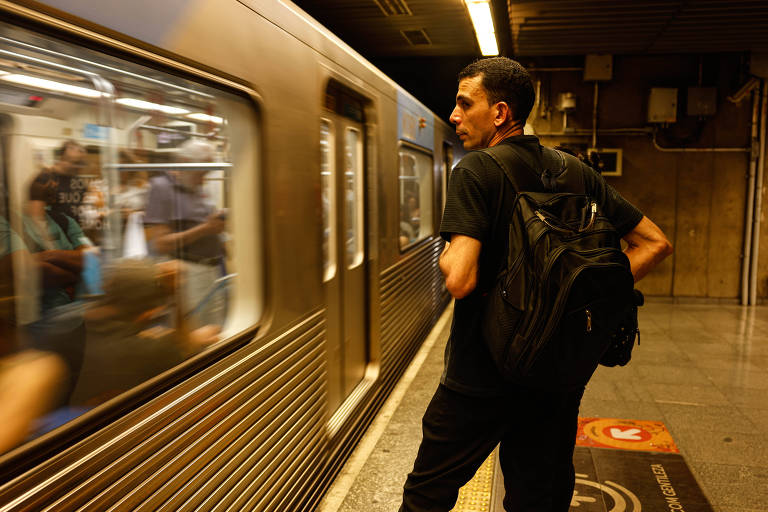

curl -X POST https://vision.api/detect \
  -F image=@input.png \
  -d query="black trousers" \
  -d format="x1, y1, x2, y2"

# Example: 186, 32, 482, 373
400, 383, 585, 512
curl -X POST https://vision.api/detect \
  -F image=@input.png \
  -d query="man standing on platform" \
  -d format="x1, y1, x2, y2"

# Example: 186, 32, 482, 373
399, 57, 672, 511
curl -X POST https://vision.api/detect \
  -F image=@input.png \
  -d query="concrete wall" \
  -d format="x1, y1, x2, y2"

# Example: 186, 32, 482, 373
529, 54, 764, 300
378, 53, 766, 301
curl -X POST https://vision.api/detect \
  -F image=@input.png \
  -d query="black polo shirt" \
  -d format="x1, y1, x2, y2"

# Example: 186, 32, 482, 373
439, 135, 644, 396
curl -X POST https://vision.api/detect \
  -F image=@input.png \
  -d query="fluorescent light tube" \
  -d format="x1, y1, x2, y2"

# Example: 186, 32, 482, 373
187, 112, 224, 124
116, 97, 189, 115
0, 73, 103, 98
465, 0, 499, 56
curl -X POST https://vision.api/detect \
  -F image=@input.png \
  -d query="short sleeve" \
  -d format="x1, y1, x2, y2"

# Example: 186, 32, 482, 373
65, 216, 92, 248
0, 217, 26, 256
143, 177, 173, 225
583, 166, 644, 237
440, 165, 490, 243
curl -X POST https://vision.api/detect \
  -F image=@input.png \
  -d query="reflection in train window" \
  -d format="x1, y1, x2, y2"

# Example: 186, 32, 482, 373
0, 22, 260, 455
320, 119, 336, 281
398, 146, 433, 250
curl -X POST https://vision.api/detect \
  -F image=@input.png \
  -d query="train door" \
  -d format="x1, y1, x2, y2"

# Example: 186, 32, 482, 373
321, 84, 368, 414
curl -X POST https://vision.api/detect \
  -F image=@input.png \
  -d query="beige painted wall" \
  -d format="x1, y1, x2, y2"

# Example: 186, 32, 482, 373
530, 54, 764, 300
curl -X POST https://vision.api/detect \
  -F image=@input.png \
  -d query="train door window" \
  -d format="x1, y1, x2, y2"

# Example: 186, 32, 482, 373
398, 145, 433, 250
344, 127, 363, 268
0, 21, 260, 455
320, 119, 336, 282
440, 142, 453, 221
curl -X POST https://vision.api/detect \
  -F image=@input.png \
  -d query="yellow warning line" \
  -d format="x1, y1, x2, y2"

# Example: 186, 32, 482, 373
450, 450, 496, 512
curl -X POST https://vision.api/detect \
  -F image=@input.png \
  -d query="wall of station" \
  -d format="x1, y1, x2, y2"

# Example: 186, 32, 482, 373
529, 53, 765, 301
382, 53, 767, 301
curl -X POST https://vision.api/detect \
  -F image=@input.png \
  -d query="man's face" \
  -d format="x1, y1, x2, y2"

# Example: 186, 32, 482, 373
61, 144, 87, 174
450, 75, 497, 150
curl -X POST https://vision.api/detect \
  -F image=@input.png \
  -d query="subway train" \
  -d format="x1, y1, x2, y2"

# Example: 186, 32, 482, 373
0, 0, 461, 509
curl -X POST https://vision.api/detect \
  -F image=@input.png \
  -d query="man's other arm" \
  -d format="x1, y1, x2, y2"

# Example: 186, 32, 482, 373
439, 234, 481, 299
622, 216, 673, 282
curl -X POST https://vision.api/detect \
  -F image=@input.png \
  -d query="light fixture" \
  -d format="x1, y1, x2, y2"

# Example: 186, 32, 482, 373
464, 0, 499, 56
0, 73, 103, 98
187, 112, 224, 124
116, 97, 189, 115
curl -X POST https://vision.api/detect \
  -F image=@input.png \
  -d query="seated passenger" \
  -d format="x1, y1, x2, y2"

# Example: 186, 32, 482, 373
44, 140, 89, 227
6, 173, 95, 405
143, 138, 227, 349
0, 228, 66, 453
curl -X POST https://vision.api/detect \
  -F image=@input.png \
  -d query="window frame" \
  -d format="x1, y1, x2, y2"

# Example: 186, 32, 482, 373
397, 141, 435, 253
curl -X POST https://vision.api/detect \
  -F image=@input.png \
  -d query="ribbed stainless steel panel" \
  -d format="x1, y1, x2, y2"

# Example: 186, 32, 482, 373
380, 238, 449, 383
0, 311, 328, 512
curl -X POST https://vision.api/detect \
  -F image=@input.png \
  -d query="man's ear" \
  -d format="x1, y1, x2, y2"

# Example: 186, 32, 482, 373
493, 101, 514, 127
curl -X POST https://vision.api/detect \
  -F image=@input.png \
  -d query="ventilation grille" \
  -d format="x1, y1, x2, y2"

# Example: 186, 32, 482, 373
0, 312, 328, 512
379, 238, 448, 383
374, 0, 412, 16
401, 29, 431, 46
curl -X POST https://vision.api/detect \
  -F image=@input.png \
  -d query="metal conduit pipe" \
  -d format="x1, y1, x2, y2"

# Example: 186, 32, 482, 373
652, 131, 751, 152
741, 88, 761, 305
592, 82, 598, 149
527, 67, 583, 72
749, 81, 768, 305
533, 128, 653, 137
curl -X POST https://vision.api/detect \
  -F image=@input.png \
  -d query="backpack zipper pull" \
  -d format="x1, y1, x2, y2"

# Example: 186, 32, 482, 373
586, 309, 592, 333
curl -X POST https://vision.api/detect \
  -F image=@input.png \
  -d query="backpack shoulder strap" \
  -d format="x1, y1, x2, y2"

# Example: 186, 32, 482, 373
479, 143, 543, 193
547, 149, 588, 195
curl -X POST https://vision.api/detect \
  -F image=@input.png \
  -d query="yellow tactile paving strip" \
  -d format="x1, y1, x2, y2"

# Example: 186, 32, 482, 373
449, 450, 496, 512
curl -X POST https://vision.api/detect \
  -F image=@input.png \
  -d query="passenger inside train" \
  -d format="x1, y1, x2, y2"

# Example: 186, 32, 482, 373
0, 20, 251, 453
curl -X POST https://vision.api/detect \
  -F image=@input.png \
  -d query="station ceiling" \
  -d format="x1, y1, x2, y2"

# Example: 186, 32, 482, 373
292, 0, 768, 118
293, 0, 768, 58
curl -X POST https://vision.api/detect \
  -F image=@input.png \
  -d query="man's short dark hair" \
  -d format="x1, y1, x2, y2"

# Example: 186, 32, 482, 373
458, 57, 535, 123
56, 139, 84, 158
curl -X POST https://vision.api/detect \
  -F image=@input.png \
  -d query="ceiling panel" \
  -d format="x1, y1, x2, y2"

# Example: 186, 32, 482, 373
293, 0, 480, 57
294, 0, 768, 60
508, 0, 768, 55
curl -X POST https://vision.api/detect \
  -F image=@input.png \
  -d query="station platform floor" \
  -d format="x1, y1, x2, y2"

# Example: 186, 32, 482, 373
317, 301, 768, 512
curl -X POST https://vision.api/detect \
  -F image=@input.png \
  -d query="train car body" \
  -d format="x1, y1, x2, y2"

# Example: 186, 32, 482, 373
0, 1, 461, 510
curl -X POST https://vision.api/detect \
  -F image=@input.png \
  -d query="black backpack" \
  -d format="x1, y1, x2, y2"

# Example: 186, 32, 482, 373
479, 142, 639, 390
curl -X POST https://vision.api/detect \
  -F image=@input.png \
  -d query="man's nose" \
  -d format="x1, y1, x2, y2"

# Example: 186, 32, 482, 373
449, 107, 460, 125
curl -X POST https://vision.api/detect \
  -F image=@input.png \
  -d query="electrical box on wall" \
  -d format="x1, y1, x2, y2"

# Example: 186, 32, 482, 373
557, 92, 577, 112
584, 54, 613, 81
648, 88, 678, 123
751, 53, 768, 78
587, 148, 623, 177
687, 87, 717, 116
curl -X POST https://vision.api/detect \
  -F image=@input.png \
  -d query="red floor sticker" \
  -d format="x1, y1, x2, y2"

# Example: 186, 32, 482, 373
576, 417, 679, 453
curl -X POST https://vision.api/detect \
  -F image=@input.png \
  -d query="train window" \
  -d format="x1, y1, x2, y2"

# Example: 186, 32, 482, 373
441, 142, 454, 221
398, 145, 434, 250
320, 119, 336, 281
344, 127, 363, 268
0, 22, 260, 455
